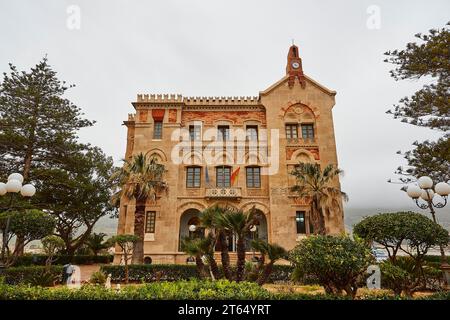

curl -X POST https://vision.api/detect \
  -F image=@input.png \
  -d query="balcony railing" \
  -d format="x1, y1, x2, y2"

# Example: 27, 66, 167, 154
205, 187, 242, 200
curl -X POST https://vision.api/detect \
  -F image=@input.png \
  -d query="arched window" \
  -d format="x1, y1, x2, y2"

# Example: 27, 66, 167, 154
187, 217, 204, 239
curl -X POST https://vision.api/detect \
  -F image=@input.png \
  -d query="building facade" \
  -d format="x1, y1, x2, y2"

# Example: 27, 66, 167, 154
115, 45, 344, 264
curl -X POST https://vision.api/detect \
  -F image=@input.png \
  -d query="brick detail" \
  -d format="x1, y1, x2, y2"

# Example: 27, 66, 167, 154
286, 147, 320, 161
138, 110, 148, 122
181, 110, 266, 126
307, 148, 320, 160
168, 109, 177, 123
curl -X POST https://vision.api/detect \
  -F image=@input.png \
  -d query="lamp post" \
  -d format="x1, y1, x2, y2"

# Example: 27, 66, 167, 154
250, 225, 257, 262
406, 176, 450, 286
188, 224, 197, 239
0, 173, 36, 267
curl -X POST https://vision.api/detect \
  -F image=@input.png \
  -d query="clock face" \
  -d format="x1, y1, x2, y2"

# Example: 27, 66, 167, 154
292, 62, 300, 69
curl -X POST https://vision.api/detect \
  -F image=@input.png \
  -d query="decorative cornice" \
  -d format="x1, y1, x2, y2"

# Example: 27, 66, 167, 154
134, 94, 262, 109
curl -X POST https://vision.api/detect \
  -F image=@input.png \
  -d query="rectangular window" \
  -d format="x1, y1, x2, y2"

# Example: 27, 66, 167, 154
216, 166, 231, 187
246, 125, 258, 141
296, 211, 306, 234
217, 125, 230, 141
153, 121, 163, 139
145, 211, 156, 233
285, 124, 298, 139
189, 125, 201, 141
301, 124, 314, 139
186, 167, 201, 188
246, 167, 261, 188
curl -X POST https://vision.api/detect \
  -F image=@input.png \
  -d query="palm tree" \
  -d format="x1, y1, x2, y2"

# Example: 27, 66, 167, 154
291, 163, 348, 235
110, 153, 167, 264
180, 237, 207, 278
200, 205, 232, 280
215, 207, 262, 282
86, 232, 109, 256
251, 240, 287, 285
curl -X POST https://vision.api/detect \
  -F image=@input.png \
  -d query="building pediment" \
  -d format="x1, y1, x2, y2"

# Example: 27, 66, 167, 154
259, 75, 336, 97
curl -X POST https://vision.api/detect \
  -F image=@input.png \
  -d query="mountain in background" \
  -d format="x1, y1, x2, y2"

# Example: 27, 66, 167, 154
344, 206, 450, 234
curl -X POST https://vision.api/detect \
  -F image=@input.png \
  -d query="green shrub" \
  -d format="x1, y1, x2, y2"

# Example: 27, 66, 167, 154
353, 212, 449, 260
90, 271, 107, 285
13, 254, 114, 266
0, 279, 448, 300
100, 264, 199, 282
0, 266, 63, 285
100, 264, 295, 283
0, 280, 272, 300
423, 255, 450, 265
289, 235, 374, 298
380, 257, 443, 296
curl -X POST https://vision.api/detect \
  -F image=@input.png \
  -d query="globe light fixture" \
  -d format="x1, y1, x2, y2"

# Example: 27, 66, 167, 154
250, 225, 257, 232
406, 185, 422, 199
5, 179, 22, 193
417, 176, 433, 189
435, 182, 450, 197
189, 224, 197, 232
406, 177, 449, 210
20, 184, 36, 197
7, 173, 24, 184
0, 183, 6, 196
420, 189, 434, 201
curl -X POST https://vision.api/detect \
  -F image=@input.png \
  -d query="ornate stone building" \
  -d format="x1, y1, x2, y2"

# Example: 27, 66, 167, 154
115, 45, 344, 264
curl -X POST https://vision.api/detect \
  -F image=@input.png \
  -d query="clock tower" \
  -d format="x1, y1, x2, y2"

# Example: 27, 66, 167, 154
286, 44, 306, 88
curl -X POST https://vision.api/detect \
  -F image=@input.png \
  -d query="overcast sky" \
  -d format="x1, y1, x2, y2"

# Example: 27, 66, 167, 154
0, 0, 448, 210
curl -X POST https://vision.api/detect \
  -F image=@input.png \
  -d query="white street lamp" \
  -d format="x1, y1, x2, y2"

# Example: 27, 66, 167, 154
7, 173, 24, 184
5, 179, 22, 193
405, 176, 450, 287
0, 183, 6, 196
406, 185, 422, 199
189, 224, 197, 232
420, 189, 434, 201
1, 173, 36, 267
435, 182, 450, 197
20, 184, 36, 197
417, 176, 433, 189
406, 179, 449, 209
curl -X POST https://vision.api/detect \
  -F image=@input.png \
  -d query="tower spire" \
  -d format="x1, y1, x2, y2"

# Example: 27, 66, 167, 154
286, 44, 306, 88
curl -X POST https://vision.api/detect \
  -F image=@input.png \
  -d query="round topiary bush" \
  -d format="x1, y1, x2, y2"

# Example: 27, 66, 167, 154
288, 235, 373, 298
353, 211, 450, 295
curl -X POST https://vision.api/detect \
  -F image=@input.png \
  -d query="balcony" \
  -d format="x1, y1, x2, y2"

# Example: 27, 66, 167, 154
205, 187, 242, 200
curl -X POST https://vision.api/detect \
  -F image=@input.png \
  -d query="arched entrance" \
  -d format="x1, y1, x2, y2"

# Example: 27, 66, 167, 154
179, 208, 204, 250
217, 209, 268, 252
245, 209, 268, 250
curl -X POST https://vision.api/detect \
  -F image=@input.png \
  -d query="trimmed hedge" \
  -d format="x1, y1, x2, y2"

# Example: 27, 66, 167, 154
13, 254, 114, 266
0, 266, 63, 285
101, 264, 199, 282
0, 280, 344, 300
0, 280, 448, 300
100, 264, 295, 283
423, 255, 450, 265
0, 280, 273, 300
